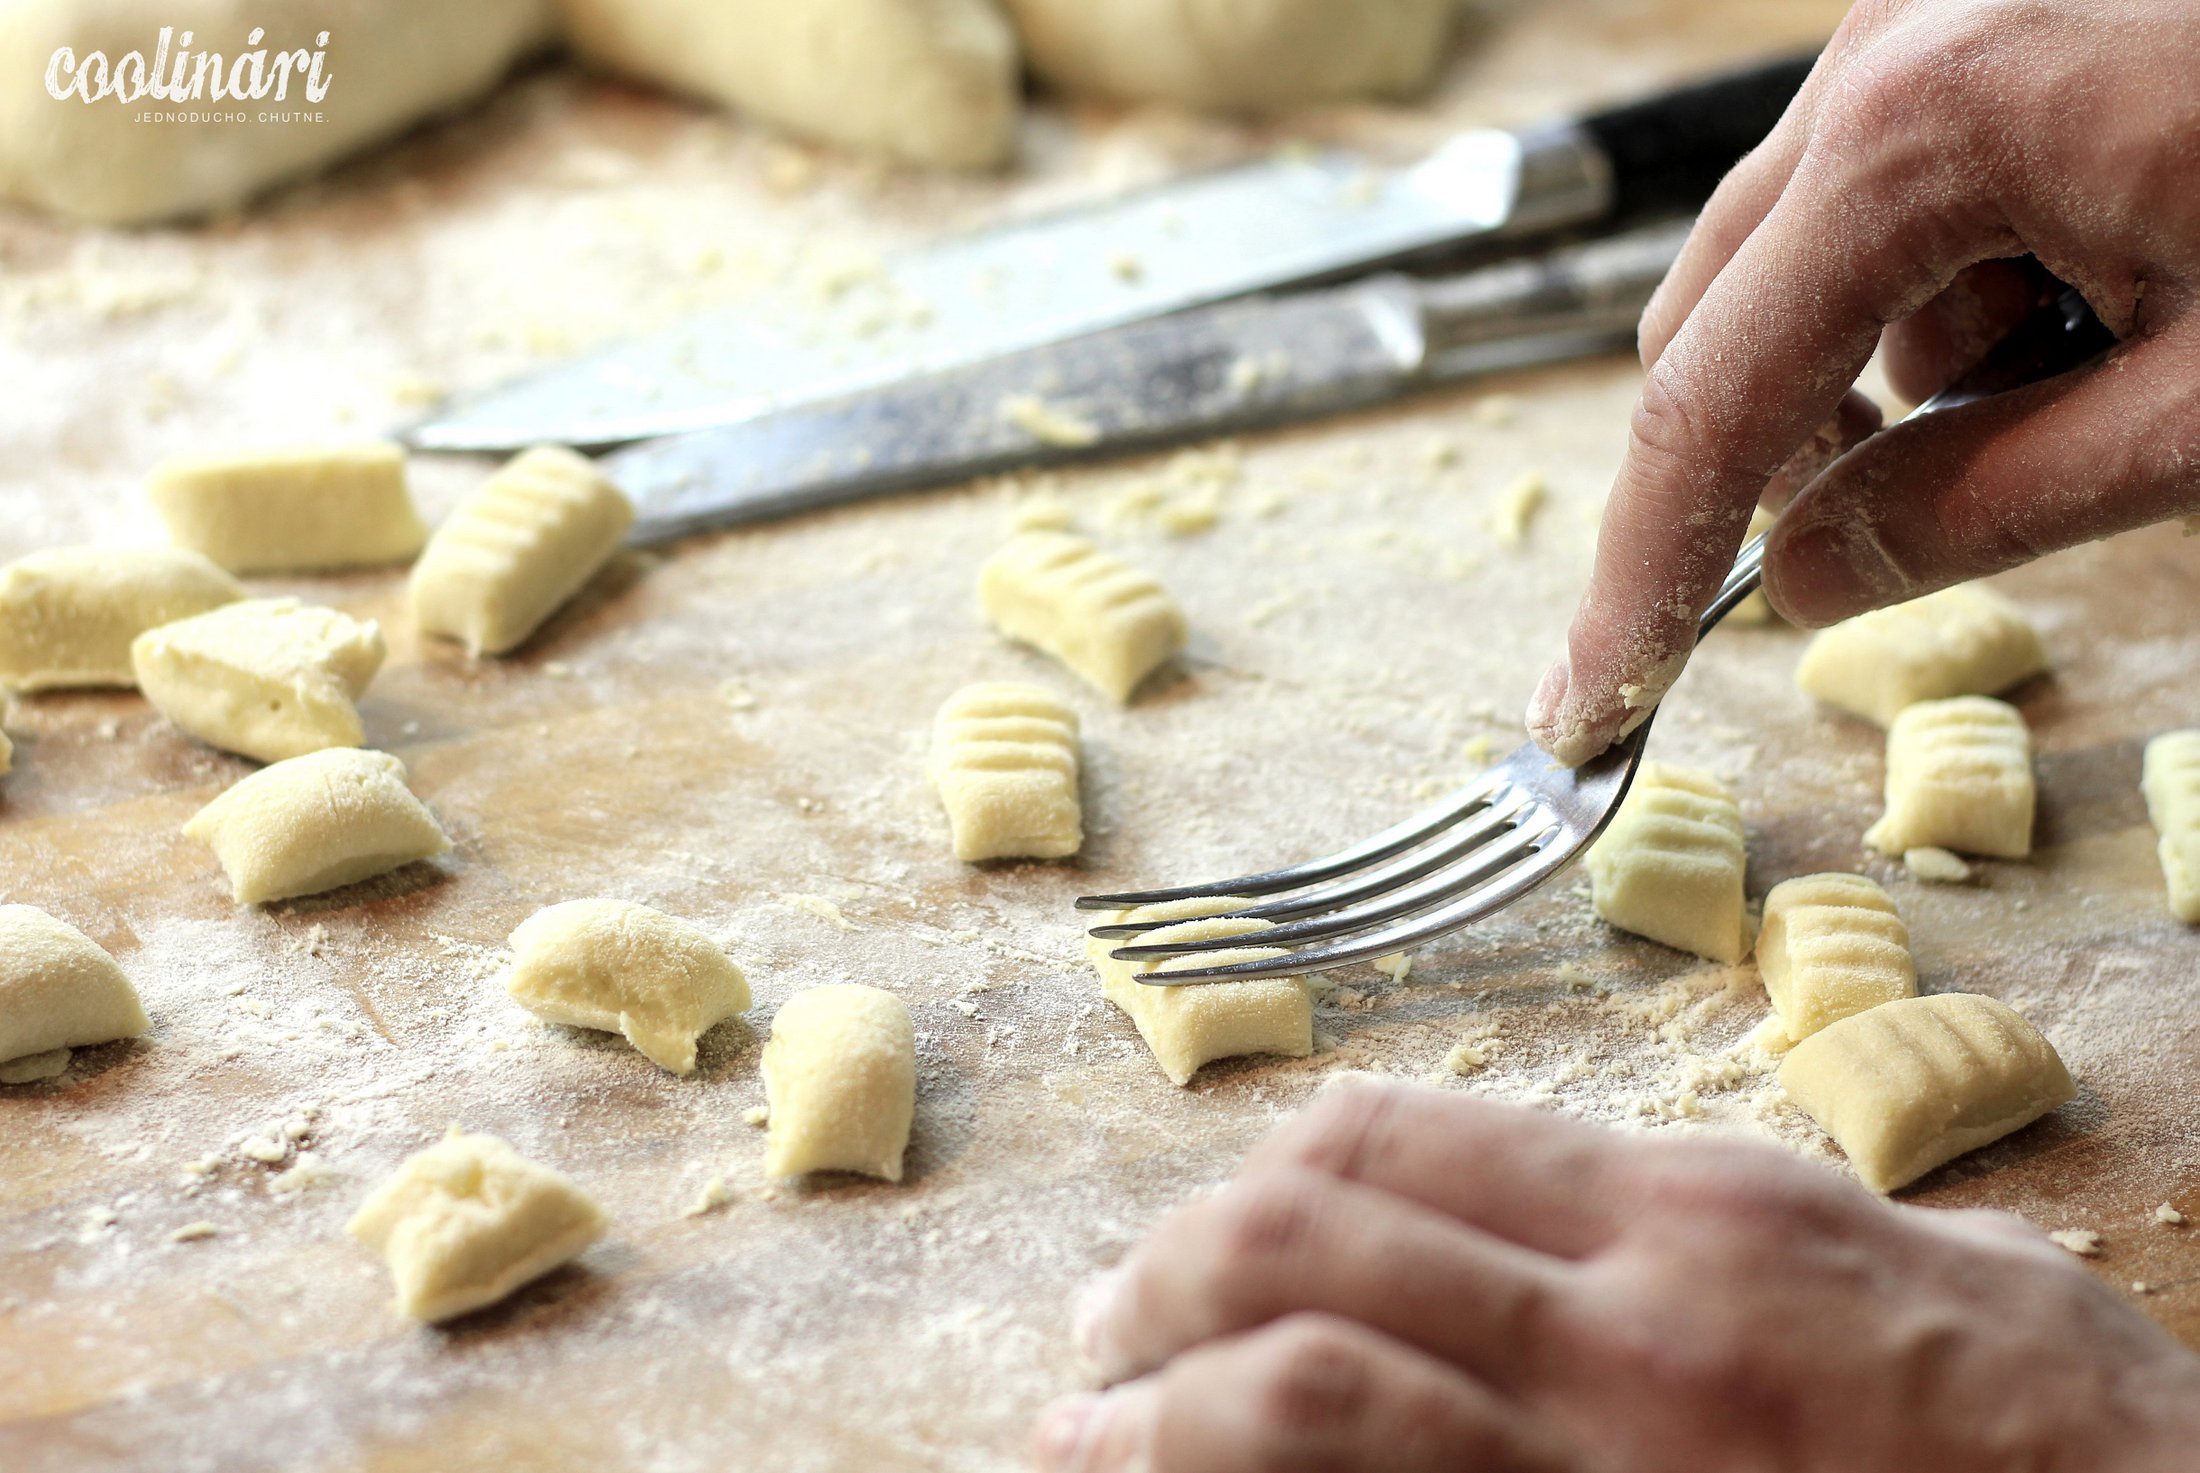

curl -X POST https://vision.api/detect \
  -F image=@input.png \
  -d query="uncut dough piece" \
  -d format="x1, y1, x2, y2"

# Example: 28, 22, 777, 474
149, 442, 427, 574
1728, 508, 1779, 626
1756, 874, 1915, 1043
347, 1130, 606, 1323
1779, 993, 2074, 1193
2142, 730, 2200, 922
0, 905, 151, 1076
1796, 584, 2046, 726
0, 0, 554, 225
411, 446, 635, 657
978, 532, 1187, 703
132, 598, 386, 763
1004, 0, 1453, 112
0, 725, 11, 778
559, 0, 1018, 170
1864, 697, 2034, 859
1584, 763, 1750, 963
762, 985, 916, 1181
929, 681, 1082, 861
184, 747, 451, 905
504, 899, 750, 1075
1088, 896, 1313, 1086
0, 547, 243, 691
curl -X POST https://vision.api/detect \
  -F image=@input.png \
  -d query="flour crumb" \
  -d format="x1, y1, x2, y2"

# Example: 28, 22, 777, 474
238, 1136, 289, 1165
1439, 1041, 1487, 1075
743, 1105, 769, 1128
270, 1154, 332, 1195
2155, 1203, 2187, 1226
2048, 1228, 2102, 1257
1471, 395, 1519, 428
685, 1176, 732, 1218
1372, 952, 1412, 983
1491, 471, 1547, 547
168, 1221, 219, 1243
1903, 847, 1971, 883
779, 894, 855, 930
719, 680, 760, 711
1000, 394, 1099, 449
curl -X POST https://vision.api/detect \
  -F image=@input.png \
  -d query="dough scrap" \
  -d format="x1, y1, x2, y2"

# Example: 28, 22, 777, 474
347, 1129, 606, 1323
1088, 896, 1312, 1086
0, 725, 11, 779
504, 899, 750, 1074
559, 0, 1018, 170
0, 905, 150, 1076
1796, 584, 2046, 726
149, 441, 427, 574
1864, 696, 2034, 859
0, 547, 243, 691
410, 446, 635, 657
1004, 0, 1453, 112
1756, 873, 1915, 1044
761, 985, 916, 1181
2143, 730, 2200, 923
1728, 508, 1779, 626
978, 531, 1187, 703
929, 681, 1082, 861
0, 0, 555, 225
132, 597, 386, 763
1778, 993, 2073, 1193
184, 747, 451, 905
1584, 763, 1750, 963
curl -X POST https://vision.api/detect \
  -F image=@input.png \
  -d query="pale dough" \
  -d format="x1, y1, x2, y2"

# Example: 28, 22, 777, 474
929, 681, 1082, 862
1796, 584, 2046, 727
0, 904, 151, 1079
1864, 696, 2034, 859
1778, 993, 2074, 1193
131, 597, 386, 763
0, 0, 555, 225
0, 546, 242, 691
503, 899, 750, 1074
1755, 873, 1915, 1044
2142, 730, 2200, 922
1727, 508, 1779, 626
149, 441, 427, 574
347, 1128, 607, 1323
559, 0, 1019, 171
761, 985, 916, 1181
1583, 763, 1750, 963
183, 747, 451, 904
0, 725, 11, 779
978, 531, 1187, 703
1087, 896, 1312, 1086
410, 445, 635, 657
1004, 0, 1453, 112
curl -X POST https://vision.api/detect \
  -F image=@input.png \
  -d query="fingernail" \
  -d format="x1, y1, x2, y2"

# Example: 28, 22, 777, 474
1071, 1269, 1121, 1372
1034, 1393, 1104, 1471
1525, 655, 1571, 740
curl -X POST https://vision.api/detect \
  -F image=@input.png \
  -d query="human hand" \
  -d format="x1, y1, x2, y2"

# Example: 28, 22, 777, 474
1527, 0, 2200, 766
1032, 1082, 2200, 1472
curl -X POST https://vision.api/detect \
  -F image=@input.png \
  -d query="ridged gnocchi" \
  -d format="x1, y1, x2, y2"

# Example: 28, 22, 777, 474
410, 446, 635, 656
2142, 730, 2200, 922
149, 441, 428, 574
929, 682, 1082, 861
1584, 763, 1750, 963
761, 985, 916, 1181
1863, 697, 2034, 859
0, 905, 151, 1084
0, 546, 243, 691
1778, 993, 2074, 1192
1756, 873, 1915, 1044
978, 532, 1187, 703
1796, 584, 2045, 726
131, 598, 386, 764
1087, 896, 1312, 1086
503, 899, 750, 1075
184, 748, 452, 905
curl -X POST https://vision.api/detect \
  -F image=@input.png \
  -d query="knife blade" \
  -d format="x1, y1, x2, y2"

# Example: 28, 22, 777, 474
411, 53, 1816, 453
605, 219, 1692, 543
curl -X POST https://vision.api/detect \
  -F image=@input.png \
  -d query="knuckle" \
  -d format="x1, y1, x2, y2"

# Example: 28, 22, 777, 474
1628, 357, 1772, 493
1249, 1315, 1379, 1440
1284, 1078, 1406, 1181
1210, 1172, 1330, 1276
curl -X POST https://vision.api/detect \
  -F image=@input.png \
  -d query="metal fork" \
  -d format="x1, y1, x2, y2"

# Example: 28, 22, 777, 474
1078, 286, 2115, 984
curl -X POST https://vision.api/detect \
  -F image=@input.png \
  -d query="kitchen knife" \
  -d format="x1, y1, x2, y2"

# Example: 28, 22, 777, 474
605, 219, 1693, 543
409, 53, 1817, 452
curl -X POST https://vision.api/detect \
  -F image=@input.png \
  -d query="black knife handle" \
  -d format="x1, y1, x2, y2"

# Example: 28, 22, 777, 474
1581, 52, 1820, 221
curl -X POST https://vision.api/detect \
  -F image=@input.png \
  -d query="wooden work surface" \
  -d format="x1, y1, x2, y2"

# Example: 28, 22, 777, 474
1, 3, 2195, 1468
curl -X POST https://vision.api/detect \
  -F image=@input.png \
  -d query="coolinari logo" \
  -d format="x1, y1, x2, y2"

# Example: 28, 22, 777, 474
45, 27, 332, 124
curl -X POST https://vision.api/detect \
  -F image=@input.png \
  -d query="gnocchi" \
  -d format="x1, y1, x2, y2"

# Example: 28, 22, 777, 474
1087, 896, 1312, 1086
1796, 584, 2045, 726
347, 1129, 608, 1323
1583, 763, 1750, 963
410, 446, 635, 657
0, 546, 242, 691
0, 724, 11, 779
148, 441, 428, 574
503, 900, 751, 1075
1864, 697, 2034, 859
2142, 730, 2200, 922
0, 905, 151, 1082
929, 682, 1083, 861
1778, 993, 2073, 1193
131, 598, 386, 763
978, 531, 1187, 703
761, 985, 916, 1181
184, 748, 451, 905
1727, 508, 1778, 626
1755, 873, 1915, 1044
